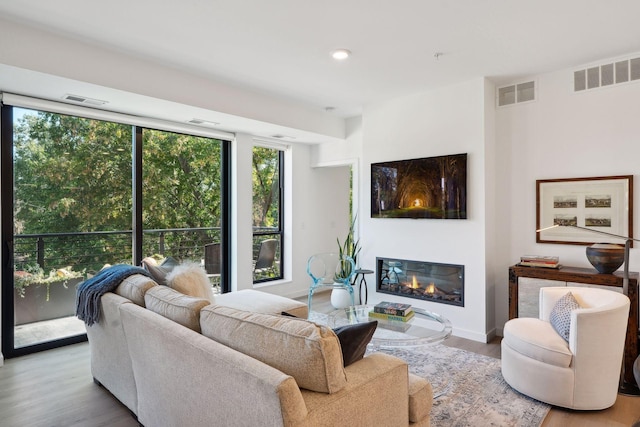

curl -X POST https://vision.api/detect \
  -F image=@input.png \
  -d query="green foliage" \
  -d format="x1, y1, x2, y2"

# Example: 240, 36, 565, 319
252, 146, 280, 229
14, 265, 84, 300
12, 109, 224, 272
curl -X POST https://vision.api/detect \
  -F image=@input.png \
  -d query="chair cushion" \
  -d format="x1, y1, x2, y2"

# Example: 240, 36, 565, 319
549, 291, 581, 341
144, 286, 210, 332
503, 317, 573, 368
115, 273, 157, 306
200, 305, 346, 394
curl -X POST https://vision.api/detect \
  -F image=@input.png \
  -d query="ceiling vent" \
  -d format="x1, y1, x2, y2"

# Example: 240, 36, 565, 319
497, 81, 535, 107
187, 118, 220, 127
62, 94, 108, 106
574, 56, 640, 92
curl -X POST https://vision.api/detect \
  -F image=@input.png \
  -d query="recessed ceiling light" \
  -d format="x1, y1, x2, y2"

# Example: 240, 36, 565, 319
331, 49, 351, 60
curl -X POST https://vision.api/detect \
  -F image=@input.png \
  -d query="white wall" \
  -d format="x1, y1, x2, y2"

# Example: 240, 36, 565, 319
314, 78, 494, 341
495, 61, 640, 332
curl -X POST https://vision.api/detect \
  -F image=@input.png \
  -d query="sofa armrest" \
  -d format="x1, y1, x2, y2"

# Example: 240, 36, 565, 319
300, 352, 428, 427
408, 373, 432, 424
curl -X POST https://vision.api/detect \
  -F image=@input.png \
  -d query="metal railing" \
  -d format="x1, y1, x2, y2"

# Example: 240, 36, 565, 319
13, 227, 222, 274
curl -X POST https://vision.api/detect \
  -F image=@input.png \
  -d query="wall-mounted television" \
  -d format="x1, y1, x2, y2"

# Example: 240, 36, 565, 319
371, 153, 467, 219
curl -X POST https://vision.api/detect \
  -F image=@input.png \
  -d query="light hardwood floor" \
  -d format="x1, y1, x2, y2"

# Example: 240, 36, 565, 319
0, 291, 638, 427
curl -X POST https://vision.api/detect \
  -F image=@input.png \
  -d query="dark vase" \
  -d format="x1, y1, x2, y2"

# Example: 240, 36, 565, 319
585, 243, 625, 274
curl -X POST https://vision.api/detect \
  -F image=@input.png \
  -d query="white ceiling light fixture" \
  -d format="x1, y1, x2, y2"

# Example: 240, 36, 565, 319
331, 49, 351, 60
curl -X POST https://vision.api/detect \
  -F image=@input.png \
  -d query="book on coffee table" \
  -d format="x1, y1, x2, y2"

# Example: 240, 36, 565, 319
373, 301, 413, 317
369, 310, 415, 322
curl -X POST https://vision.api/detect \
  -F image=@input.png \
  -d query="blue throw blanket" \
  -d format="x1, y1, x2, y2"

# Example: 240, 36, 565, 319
76, 264, 152, 326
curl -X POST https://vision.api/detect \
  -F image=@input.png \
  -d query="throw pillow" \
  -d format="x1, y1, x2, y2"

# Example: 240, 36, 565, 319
549, 291, 581, 342
166, 261, 216, 303
332, 321, 378, 366
201, 305, 347, 393
141, 256, 179, 285
280, 312, 378, 366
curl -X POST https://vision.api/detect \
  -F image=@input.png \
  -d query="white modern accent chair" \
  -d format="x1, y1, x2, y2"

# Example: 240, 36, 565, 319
501, 286, 630, 410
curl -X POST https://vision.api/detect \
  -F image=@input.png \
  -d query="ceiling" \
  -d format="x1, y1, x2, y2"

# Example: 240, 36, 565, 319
1, 1, 640, 138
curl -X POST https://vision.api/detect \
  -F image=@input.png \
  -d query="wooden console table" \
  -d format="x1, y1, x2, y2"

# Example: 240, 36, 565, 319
509, 264, 639, 394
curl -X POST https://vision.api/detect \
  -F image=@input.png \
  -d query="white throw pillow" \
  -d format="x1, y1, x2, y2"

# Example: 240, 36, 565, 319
166, 261, 216, 303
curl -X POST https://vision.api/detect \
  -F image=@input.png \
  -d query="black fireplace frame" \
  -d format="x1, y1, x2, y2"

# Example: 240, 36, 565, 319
376, 257, 465, 307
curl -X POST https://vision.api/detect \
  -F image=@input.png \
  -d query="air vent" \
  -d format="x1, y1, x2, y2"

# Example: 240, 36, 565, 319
497, 81, 535, 107
62, 94, 108, 106
187, 118, 219, 127
574, 56, 640, 92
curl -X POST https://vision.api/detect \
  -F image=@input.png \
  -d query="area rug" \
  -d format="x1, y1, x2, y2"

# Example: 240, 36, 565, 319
376, 345, 550, 427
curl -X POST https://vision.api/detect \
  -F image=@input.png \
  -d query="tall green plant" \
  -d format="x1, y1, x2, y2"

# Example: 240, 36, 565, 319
335, 215, 360, 281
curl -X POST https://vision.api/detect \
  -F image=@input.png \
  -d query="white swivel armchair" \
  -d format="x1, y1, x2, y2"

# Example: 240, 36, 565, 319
501, 286, 630, 410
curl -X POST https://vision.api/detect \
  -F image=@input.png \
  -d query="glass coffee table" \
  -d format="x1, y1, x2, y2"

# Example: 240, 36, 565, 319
328, 305, 452, 350
328, 304, 453, 398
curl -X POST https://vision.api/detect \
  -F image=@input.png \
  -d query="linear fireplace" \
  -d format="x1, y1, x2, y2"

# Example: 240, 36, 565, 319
376, 257, 464, 307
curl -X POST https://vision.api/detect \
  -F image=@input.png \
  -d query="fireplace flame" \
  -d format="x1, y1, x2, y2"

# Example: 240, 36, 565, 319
411, 275, 419, 289
426, 282, 436, 294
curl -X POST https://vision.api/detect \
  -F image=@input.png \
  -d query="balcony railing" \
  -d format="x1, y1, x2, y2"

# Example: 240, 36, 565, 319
14, 227, 221, 274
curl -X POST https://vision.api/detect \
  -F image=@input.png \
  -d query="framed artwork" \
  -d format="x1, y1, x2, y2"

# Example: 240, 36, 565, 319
536, 175, 633, 245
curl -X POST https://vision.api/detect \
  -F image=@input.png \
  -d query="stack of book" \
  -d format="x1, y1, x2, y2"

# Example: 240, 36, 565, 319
369, 301, 415, 322
519, 255, 560, 268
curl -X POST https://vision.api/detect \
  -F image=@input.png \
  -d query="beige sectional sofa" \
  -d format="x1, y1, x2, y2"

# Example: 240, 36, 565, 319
86, 274, 432, 427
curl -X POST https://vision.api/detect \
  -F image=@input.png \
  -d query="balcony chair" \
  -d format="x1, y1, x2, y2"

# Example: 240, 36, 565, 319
253, 239, 278, 276
501, 286, 630, 410
306, 253, 356, 318
204, 242, 221, 289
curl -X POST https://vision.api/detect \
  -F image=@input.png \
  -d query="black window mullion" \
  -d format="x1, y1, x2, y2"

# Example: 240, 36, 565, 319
132, 126, 143, 265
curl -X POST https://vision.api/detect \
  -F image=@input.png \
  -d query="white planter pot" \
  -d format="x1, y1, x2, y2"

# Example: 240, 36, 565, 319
331, 287, 353, 309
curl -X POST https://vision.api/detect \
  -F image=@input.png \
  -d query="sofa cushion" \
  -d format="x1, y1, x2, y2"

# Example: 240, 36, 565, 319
115, 273, 157, 306
215, 289, 307, 318
141, 256, 179, 285
200, 305, 347, 393
503, 317, 573, 368
144, 286, 209, 332
333, 321, 377, 367
166, 261, 216, 303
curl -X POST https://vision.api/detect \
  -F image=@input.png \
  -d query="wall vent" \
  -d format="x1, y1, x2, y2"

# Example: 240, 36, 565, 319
62, 94, 108, 106
574, 56, 640, 92
497, 81, 535, 107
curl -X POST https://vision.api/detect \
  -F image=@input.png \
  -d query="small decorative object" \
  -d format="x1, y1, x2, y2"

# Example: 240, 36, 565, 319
586, 243, 625, 274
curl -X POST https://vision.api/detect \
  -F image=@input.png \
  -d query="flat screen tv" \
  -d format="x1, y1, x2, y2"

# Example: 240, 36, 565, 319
371, 153, 467, 219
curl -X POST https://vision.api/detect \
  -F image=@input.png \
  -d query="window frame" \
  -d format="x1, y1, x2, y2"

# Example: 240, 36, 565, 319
252, 146, 284, 284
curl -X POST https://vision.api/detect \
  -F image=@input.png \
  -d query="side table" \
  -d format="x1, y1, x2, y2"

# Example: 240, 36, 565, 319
351, 269, 373, 304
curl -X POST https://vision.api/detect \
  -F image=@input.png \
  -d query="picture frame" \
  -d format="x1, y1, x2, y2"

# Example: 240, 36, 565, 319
536, 175, 633, 246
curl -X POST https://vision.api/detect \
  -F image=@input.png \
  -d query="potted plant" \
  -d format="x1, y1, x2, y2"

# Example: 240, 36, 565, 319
14, 265, 85, 325
331, 215, 361, 308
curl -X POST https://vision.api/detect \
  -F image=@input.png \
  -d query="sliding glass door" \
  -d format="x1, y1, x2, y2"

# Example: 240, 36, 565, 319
1, 102, 229, 357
